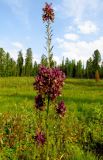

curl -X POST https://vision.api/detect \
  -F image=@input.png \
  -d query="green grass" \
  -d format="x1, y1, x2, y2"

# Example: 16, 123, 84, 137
0, 77, 103, 159
0, 77, 35, 113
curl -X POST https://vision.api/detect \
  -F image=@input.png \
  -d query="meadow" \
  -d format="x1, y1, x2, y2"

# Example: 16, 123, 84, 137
0, 77, 103, 160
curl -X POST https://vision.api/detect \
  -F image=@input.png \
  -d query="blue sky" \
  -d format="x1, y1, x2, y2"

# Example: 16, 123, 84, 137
0, 0, 103, 64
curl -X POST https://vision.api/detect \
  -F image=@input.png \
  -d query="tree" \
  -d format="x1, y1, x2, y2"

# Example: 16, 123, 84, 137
40, 54, 48, 66
0, 48, 5, 77
82, 63, 85, 78
65, 58, 69, 77
60, 57, 65, 73
95, 70, 100, 82
49, 53, 56, 67
71, 60, 76, 78
25, 48, 33, 76
17, 51, 23, 76
92, 49, 101, 76
86, 57, 93, 78
32, 61, 38, 76
76, 60, 83, 78
100, 61, 103, 78
5, 52, 11, 76
9, 58, 16, 76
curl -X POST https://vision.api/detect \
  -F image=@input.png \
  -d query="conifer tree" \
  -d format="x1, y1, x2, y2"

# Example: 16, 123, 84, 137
25, 48, 33, 76
0, 48, 5, 77
17, 51, 23, 76
95, 70, 100, 82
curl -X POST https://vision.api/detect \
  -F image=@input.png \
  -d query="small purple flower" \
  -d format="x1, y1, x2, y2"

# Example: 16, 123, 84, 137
35, 130, 46, 145
35, 94, 45, 111
56, 101, 66, 117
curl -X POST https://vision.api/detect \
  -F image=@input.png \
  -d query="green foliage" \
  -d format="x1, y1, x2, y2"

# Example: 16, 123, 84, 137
86, 57, 93, 78
32, 61, 38, 76
0, 78, 103, 159
17, 51, 23, 76
76, 60, 83, 78
25, 48, 33, 76
40, 54, 48, 66
0, 47, 103, 79
86, 50, 101, 79
93, 50, 101, 74
95, 70, 100, 82
0, 48, 5, 77
4, 52, 11, 77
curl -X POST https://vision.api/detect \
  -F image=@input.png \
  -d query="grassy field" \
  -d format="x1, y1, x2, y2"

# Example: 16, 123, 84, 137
0, 77, 103, 159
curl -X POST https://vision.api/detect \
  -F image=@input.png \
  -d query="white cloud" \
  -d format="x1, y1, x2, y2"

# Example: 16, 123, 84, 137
56, 38, 64, 43
0, 40, 26, 60
78, 21, 98, 34
56, 36, 103, 63
11, 42, 24, 49
56, 0, 101, 19
64, 33, 79, 41
10, 42, 26, 60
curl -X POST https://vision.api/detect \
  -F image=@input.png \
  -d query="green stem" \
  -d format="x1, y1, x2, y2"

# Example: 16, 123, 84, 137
47, 20, 51, 68
46, 96, 50, 160
46, 19, 51, 160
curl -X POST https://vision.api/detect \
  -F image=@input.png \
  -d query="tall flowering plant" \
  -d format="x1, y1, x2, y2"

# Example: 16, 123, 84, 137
34, 3, 66, 159
42, 2, 54, 68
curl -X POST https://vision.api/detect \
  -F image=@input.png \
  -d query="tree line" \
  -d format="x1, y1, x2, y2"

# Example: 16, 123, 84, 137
0, 47, 103, 78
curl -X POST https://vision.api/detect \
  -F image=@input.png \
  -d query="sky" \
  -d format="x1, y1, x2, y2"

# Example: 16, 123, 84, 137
0, 0, 103, 64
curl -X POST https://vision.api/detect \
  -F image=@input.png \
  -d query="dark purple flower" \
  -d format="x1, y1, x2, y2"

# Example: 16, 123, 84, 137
42, 3, 54, 22
33, 65, 65, 100
35, 130, 46, 145
35, 94, 45, 111
56, 101, 66, 117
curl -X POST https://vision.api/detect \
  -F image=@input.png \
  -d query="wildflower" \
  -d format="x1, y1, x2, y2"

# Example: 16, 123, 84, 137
35, 130, 46, 145
33, 66, 65, 100
35, 94, 45, 111
56, 101, 66, 117
42, 2, 54, 22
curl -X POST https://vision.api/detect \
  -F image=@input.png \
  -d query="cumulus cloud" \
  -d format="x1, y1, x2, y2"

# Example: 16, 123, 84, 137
56, 0, 100, 37
56, 0, 102, 19
78, 21, 98, 34
56, 36, 103, 63
64, 33, 79, 41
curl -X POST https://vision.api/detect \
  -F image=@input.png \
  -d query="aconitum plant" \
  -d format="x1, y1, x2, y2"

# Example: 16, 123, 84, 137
42, 2, 54, 22
35, 94, 45, 111
56, 101, 66, 117
34, 3, 66, 159
35, 129, 46, 146
34, 66, 65, 100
